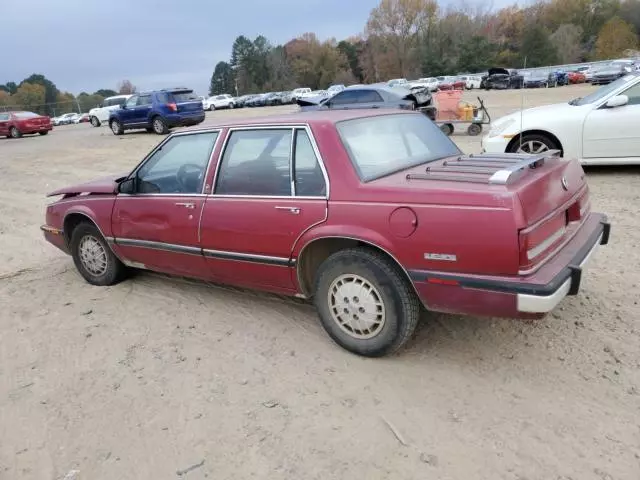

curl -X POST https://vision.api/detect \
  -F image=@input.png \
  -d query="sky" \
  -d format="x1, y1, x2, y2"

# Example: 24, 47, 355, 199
2, 0, 516, 96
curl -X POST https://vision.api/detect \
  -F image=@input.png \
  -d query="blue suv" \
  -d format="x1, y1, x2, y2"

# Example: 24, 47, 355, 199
109, 87, 205, 135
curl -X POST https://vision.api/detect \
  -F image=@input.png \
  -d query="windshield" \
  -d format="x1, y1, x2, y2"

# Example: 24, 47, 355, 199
336, 113, 461, 182
570, 74, 638, 106
170, 90, 198, 102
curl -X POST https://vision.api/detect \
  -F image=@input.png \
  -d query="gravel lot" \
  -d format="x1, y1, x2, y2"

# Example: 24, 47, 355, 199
1, 85, 639, 480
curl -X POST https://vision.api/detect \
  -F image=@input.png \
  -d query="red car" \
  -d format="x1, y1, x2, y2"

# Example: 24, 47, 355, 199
41, 110, 610, 357
0, 111, 53, 138
568, 71, 586, 84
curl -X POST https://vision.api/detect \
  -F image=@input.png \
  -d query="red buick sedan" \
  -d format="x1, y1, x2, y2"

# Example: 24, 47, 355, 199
0, 111, 53, 138
41, 110, 610, 357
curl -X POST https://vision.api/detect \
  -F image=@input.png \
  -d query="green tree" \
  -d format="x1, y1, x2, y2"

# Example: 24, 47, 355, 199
20, 74, 57, 115
0, 82, 18, 95
12, 82, 46, 113
337, 40, 364, 82
231, 35, 257, 93
520, 24, 559, 67
77, 93, 104, 113
594, 16, 638, 59
550, 24, 584, 64
209, 61, 235, 95
93, 89, 118, 98
456, 36, 498, 73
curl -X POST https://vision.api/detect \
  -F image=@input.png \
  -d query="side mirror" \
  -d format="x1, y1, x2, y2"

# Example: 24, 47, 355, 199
121, 103, 127, 110
97, 104, 102, 108
605, 95, 628, 108
117, 178, 135, 194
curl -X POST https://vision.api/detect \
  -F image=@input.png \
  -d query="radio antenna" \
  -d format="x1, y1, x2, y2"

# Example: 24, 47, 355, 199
519, 56, 527, 152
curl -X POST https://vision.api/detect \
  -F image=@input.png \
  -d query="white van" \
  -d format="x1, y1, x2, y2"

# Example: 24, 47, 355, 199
89, 95, 132, 127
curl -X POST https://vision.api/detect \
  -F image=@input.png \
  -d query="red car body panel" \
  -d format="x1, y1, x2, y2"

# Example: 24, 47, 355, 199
42, 110, 610, 320
0, 111, 52, 137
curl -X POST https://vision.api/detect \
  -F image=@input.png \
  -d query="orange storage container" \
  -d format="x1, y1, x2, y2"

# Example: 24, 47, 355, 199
434, 90, 464, 121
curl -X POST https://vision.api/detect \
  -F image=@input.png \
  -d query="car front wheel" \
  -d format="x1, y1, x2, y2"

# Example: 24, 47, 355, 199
509, 133, 559, 155
90, 116, 101, 127
9, 127, 21, 138
70, 222, 127, 286
314, 248, 421, 357
110, 119, 124, 135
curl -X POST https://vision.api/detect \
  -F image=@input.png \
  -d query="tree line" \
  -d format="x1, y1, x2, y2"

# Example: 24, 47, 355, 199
0, 78, 138, 116
209, 0, 640, 95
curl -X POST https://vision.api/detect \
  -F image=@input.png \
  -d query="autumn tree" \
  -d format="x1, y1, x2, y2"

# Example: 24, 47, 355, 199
594, 16, 639, 59
620, 0, 640, 34
0, 90, 11, 109
12, 83, 46, 113
285, 33, 349, 89
77, 92, 104, 113
55, 91, 78, 114
20, 74, 57, 115
550, 24, 585, 64
209, 61, 235, 95
117, 80, 137, 95
366, 0, 437, 77
337, 39, 364, 82
94, 89, 118, 98
0, 82, 18, 95
264, 46, 296, 91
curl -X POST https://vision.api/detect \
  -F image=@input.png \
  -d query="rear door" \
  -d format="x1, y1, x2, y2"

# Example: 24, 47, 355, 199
119, 95, 140, 126
0, 113, 10, 136
199, 126, 328, 291
355, 89, 384, 109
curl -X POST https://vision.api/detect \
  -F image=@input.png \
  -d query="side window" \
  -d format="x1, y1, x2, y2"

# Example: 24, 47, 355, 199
125, 96, 138, 108
622, 83, 640, 106
330, 90, 357, 105
138, 95, 152, 106
0, 113, 9, 121
215, 129, 293, 196
135, 132, 218, 194
357, 90, 383, 103
294, 130, 326, 197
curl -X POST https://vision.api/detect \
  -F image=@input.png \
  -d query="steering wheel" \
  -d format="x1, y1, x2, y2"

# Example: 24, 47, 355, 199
176, 163, 205, 193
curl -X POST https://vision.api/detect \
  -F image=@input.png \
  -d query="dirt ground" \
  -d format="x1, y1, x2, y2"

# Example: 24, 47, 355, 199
1, 85, 639, 480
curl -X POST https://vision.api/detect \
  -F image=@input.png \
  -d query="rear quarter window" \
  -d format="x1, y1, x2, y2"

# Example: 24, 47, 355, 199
170, 91, 199, 102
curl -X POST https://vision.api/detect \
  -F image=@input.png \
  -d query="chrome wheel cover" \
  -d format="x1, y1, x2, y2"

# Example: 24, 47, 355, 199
79, 235, 108, 276
517, 140, 549, 154
328, 274, 386, 339
10, 128, 19, 138
153, 118, 163, 133
111, 121, 120, 134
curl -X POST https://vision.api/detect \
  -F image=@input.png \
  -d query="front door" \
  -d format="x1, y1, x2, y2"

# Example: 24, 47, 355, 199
582, 79, 640, 160
0, 113, 9, 136
199, 127, 328, 291
131, 93, 153, 126
119, 95, 140, 127
111, 131, 220, 277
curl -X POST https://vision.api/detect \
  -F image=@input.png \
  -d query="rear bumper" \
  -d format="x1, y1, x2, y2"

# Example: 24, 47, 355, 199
165, 112, 205, 127
409, 213, 610, 319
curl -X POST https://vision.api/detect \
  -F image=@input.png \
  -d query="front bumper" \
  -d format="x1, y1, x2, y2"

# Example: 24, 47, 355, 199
480, 133, 512, 154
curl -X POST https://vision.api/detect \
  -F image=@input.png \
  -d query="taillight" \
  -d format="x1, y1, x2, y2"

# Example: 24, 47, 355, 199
166, 103, 177, 112
519, 211, 567, 270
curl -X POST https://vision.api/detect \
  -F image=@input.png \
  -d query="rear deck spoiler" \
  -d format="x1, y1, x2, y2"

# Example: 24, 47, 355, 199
406, 150, 562, 185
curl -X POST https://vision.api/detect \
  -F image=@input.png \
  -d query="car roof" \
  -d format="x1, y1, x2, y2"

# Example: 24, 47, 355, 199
186, 109, 416, 131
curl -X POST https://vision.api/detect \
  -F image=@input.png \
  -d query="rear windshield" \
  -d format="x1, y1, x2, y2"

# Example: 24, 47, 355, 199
336, 113, 461, 182
13, 111, 39, 119
170, 90, 198, 102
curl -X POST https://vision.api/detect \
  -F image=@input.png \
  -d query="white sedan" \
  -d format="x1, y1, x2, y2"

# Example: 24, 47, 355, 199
204, 94, 235, 111
481, 73, 640, 165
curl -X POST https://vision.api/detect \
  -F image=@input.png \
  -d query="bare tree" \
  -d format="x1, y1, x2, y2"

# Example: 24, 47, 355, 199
117, 80, 137, 95
550, 24, 584, 63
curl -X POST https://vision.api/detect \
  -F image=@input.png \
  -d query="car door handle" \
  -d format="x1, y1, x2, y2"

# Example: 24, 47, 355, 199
275, 206, 300, 214
175, 202, 195, 209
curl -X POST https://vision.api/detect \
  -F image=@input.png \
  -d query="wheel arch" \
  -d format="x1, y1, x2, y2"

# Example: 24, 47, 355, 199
295, 235, 421, 303
506, 129, 564, 155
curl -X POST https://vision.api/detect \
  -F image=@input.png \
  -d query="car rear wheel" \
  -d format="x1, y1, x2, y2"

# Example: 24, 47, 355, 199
209, 104, 215, 111
229, 103, 235, 109
110, 119, 124, 135
9, 127, 21, 138
314, 248, 421, 357
509, 133, 559, 154
90, 116, 101, 127
70, 222, 127, 286
152, 116, 168, 134
39, 131, 48, 136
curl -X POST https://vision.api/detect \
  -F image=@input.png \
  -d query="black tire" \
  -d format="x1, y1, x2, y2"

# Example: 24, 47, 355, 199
110, 119, 124, 135
39, 131, 49, 136
90, 116, 101, 127
9, 127, 21, 138
70, 222, 127, 286
209, 104, 215, 111
440, 123, 454, 136
314, 248, 421, 357
508, 133, 560, 154
151, 116, 168, 134
467, 123, 482, 136
229, 103, 235, 109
